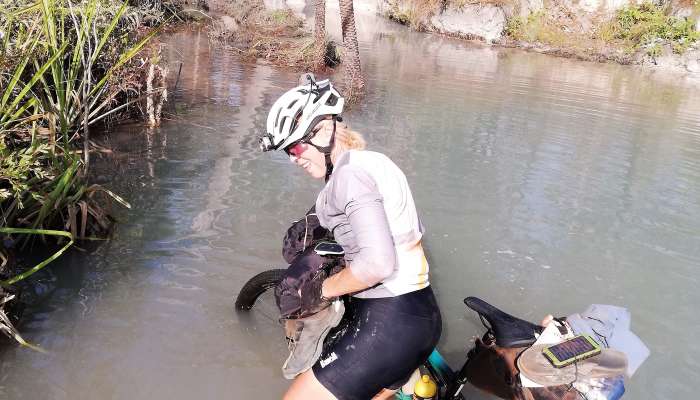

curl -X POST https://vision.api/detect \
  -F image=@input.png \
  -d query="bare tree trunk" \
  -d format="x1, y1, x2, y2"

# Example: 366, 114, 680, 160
338, 0, 365, 96
313, 0, 326, 71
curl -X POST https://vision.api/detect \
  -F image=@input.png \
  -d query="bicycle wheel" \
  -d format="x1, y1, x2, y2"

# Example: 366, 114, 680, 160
235, 268, 285, 310
234, 269, 289, 375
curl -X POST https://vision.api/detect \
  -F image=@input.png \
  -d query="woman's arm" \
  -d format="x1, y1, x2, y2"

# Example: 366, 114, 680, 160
321, 267, 370, 298
321, 165, 397, 297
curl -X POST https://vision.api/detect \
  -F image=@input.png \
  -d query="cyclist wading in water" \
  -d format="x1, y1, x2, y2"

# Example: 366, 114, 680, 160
260, 75, 442, 400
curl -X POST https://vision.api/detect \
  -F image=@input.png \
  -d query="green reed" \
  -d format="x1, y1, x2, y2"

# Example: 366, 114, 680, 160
1, 0, 158, 293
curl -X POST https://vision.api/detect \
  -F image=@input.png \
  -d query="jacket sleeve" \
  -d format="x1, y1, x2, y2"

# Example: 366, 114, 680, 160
330, 165, 397, 286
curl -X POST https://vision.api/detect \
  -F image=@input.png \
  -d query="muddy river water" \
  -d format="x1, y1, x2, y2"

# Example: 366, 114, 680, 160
2, 3, 700, 399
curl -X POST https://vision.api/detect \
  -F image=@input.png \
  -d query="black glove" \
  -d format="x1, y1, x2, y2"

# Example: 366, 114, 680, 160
298, 269, 334, 318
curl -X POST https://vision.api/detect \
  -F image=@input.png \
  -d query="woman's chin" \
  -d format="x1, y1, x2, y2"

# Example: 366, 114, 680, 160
307, 167, 326, 179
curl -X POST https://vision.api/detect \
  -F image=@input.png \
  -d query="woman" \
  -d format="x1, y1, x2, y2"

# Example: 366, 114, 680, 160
261, 76, 442, 400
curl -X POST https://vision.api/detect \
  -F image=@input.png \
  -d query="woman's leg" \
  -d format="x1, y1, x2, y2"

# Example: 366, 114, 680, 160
284, 370, 397, 400
301, 288, 441, 400
283, 369, 338, 400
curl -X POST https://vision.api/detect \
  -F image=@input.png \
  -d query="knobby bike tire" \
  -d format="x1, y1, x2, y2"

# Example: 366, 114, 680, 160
234, 268, 285, 310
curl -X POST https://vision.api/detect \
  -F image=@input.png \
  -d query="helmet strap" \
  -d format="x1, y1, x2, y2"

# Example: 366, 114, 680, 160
323, 119, 337, 182
303, 117, 339, 182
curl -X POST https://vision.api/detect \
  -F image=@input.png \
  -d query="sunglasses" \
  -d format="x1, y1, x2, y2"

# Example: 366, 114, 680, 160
284, 140, 328, 157
284, 125, 327, 157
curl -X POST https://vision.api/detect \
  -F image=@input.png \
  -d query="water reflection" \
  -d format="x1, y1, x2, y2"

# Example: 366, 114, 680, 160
2, 8, 700, 400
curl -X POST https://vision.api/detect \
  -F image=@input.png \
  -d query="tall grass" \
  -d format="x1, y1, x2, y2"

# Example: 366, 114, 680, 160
1, 0, 151, 238
1, 0, 165, 344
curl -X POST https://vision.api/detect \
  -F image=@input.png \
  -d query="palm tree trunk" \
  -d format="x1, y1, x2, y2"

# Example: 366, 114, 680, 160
313, 0, 326, 71
338, 0, 365, 95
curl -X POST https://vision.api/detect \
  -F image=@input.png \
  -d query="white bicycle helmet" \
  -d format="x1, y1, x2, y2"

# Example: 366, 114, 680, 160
260, 73, 344, 152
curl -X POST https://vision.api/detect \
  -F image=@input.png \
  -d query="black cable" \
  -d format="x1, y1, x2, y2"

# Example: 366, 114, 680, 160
564, 360, 590, 400
586, 316, 610, 348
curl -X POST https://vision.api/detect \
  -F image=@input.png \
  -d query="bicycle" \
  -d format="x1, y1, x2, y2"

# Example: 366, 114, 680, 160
235, 253, 544, 399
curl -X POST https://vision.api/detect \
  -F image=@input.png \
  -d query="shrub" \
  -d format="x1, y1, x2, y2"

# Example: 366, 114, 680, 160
505, 12, 571, 46
608, 2, 700, 54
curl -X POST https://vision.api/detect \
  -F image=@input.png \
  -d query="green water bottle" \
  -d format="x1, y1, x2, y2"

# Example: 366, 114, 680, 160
412, 374, 437, 400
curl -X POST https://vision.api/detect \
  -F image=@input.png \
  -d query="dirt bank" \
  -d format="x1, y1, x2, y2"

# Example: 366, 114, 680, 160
377, 0, 700, 74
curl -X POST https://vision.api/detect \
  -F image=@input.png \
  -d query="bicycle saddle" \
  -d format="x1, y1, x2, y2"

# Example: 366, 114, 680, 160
464, 297, 543, 348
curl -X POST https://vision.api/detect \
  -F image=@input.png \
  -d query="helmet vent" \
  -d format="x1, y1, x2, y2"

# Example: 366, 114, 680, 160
274, 107, 283, 128
279, 116, 289, 132
326, 94, 338, 106
290, 109, 303, 133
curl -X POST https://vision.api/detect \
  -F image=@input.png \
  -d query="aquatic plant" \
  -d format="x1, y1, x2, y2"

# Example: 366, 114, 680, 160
1, 292, 43, 352
1, 0, 151, 238
0, 0, 168, 346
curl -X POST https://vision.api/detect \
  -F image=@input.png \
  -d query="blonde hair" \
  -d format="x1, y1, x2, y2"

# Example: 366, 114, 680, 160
331, 121, 366, 163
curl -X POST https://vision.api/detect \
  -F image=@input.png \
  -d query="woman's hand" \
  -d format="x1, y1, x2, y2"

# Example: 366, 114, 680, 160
541, 314, 554, 326
299, 270, 334, 317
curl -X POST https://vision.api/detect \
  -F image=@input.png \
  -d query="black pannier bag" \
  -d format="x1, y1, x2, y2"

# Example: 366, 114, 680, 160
281, 206, 333, 264
276, 206, 343, 319
274, 246, 343, 319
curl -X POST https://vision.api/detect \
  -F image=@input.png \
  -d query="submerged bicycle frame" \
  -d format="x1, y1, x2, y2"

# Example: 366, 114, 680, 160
420, 349, 469, 399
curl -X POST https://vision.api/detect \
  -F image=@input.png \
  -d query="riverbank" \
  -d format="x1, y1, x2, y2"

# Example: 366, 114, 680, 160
0, 0, 177, 344
378, 0, 700, 74
1, 19, 698, 399
203, 0, 339, 70
226, 0, 700, 75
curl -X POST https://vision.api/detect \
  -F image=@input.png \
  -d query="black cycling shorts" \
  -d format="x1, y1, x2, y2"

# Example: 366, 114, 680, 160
312, 286, 442, 400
